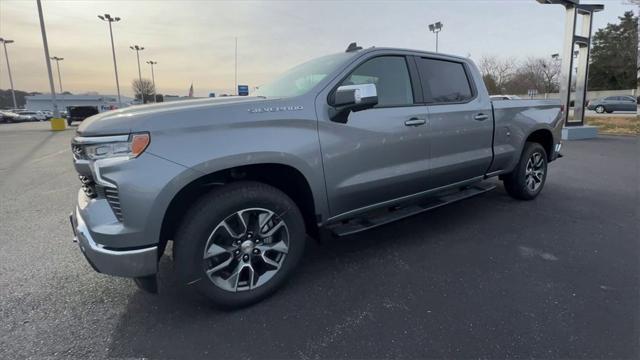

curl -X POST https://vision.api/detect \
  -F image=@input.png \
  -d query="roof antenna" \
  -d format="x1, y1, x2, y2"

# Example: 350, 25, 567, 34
345, 42, 362, 52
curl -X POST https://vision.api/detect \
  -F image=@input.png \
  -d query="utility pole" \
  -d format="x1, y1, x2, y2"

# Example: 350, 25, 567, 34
98, 14, 122, 107
50, 56, 64, 94
146, 60, 157, 103
428, 21, 443, 53
36, 0, 60, 120
0, 38, 17, 109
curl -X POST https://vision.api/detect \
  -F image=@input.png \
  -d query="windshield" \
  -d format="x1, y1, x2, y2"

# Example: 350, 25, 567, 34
254, 52, 354, 98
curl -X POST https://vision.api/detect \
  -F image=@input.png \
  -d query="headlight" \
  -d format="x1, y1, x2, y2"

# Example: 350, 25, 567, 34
76, 133, 150, 160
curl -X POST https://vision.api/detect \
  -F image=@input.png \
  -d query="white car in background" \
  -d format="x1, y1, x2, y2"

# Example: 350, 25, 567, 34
14, 110, 48, 121
490, 95, 523, 101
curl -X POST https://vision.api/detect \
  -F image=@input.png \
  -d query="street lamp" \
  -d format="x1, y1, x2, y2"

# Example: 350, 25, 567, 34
50, 56, 64, 94
146, 60, 157, 103
428, 21, 443, 52
552, 50, 579, 72
98, 13, 122, 107
0, 38, 17, 108
36, 0, 61, 121
130, 45, 144, 83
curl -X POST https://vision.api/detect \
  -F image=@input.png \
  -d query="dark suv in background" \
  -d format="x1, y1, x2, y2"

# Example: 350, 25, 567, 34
67, 106, 100, 126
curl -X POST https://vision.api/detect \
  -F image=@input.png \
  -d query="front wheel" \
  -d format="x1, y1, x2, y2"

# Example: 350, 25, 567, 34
503, 142, 548, 200
174, 181, 306, 308
595, 105, 605, 113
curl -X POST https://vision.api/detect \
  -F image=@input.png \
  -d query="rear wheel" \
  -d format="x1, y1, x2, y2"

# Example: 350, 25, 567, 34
174, 181, 306, 308
503, 142, 548, 200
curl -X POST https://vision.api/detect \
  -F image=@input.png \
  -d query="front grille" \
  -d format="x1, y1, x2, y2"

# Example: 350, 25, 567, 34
103, 187, 123, 222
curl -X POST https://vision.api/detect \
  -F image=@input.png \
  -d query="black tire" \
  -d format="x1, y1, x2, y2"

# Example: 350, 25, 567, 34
595, 105, 605, 114
605, 110, 613, 114
67, 119, 72, 126
174, 181, 306, 308
503, 142, 548, 200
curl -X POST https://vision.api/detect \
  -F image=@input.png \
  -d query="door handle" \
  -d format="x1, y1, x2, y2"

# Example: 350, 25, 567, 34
473, 113, 489, 121
404, 118, 426, 126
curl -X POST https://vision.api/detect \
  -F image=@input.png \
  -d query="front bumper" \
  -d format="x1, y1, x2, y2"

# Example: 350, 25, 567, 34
71, 208, 158, 277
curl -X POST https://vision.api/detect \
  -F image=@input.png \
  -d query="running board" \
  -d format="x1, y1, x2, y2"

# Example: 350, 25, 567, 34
327, 182, 496, 237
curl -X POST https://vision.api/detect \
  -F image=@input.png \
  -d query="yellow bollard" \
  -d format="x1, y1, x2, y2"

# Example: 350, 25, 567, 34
50, 117, 66, 131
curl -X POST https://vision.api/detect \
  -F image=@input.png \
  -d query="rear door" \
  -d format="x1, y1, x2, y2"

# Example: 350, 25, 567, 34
414, 56, 494, 189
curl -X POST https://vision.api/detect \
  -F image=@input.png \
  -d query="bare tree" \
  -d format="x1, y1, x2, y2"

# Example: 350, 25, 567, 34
478, 55, 516, 94
132, 78, 155, 104
522, 57, 561, 94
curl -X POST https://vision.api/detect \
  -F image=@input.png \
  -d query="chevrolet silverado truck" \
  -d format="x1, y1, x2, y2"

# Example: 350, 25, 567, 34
70, 44, 563, 307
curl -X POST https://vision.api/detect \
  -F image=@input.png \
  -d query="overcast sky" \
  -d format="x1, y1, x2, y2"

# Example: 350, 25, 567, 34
0, 0, 636, 97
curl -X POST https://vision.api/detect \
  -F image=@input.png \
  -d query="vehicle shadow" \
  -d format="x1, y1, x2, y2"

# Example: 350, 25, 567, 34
106, 184, 515, 359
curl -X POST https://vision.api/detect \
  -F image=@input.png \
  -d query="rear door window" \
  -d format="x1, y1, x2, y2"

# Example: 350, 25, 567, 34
415, 58, 474, 104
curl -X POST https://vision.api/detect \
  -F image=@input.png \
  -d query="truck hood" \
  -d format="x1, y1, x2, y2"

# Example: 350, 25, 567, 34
77, 96, 268, 136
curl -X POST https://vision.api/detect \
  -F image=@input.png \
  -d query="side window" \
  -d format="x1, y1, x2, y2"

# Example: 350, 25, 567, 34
340, 56, 414, 107
415, 58, 473, 103
605, 97, 616, 101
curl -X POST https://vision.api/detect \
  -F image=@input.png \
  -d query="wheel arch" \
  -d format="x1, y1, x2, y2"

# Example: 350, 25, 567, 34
158, 163, 321, 257
525, 128, 554, 161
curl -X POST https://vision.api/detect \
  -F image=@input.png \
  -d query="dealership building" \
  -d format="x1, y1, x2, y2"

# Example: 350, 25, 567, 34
25, 94, 134, 112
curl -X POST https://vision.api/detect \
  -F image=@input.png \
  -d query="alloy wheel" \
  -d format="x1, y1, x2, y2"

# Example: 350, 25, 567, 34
524, 151, 545, 192
203, 208, 289, 292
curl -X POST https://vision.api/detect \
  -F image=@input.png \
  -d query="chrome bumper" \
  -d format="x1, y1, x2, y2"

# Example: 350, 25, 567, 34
70, 209, 158, 277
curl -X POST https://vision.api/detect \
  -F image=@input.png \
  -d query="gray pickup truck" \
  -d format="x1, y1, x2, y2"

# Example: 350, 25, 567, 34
70, 44, 563, 307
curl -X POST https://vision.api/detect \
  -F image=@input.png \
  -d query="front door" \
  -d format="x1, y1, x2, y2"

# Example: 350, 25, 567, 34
318, 56, 430, 217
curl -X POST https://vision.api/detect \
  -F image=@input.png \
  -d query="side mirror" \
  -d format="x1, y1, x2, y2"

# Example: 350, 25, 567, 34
329, 83, 378, 123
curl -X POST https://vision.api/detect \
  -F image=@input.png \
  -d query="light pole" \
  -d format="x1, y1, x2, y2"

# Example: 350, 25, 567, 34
234, 37, 238, 95
130, 45, 144, 102
36, 0, 60, 120
98, 14, 122, 107
146, 60, 157, 103
0, 38, 17, 109
552, 50, 580, 77
50, 56, 64, 94
428, 21, 443, 53
130, 45, 144, 83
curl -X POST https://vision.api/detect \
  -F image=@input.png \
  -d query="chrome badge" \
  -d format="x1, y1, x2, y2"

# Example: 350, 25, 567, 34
248, 105, 303, 113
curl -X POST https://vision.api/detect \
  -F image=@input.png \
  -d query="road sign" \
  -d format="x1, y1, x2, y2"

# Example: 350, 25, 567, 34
238, 85, 249, 96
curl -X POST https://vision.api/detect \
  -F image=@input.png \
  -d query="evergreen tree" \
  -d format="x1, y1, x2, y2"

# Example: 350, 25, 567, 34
588, 11, 638, 90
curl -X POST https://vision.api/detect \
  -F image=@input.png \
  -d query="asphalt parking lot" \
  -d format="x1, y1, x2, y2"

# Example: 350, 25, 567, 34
0, 121, 638, 359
